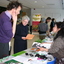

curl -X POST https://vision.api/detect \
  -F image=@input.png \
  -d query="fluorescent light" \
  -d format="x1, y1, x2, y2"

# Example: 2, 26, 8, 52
42, 6, 44, 8
35, 1, 37, 3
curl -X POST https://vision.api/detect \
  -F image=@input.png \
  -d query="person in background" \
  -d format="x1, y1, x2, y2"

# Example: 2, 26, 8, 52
14, 15, 30, 54
50, 18, 56, 32
38, 18, 48, 40
63, 19, 64, 22
0, 1, 22, 58
46, 17, 51, 32
39, 22, 64, 64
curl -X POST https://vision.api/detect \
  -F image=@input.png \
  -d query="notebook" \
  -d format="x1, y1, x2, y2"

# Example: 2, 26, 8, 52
25, 34, 35, 40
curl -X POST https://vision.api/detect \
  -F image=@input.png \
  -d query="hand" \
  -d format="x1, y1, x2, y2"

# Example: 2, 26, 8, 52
42, 42, 48, 44
40, 47, 45, 51
12, 12, 17, 22
39, 47, 48, 52
22, 37, 26, 40
42, 42, 51, 44
12, 12, 17, 36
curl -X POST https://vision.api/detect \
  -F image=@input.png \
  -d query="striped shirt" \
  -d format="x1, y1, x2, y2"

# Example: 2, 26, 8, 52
48, 37, 64, 58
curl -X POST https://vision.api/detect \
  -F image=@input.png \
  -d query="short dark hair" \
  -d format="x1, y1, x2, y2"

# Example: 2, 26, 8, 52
52, 18, 55, 21
54, 22, 64, 40
46, 17, 51, 20
7, 1, 22, 10
46, 17, 51, 23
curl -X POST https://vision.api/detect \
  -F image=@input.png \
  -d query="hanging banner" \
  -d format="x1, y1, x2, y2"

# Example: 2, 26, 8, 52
32, 14, 41, 21
32, 14, 41, 32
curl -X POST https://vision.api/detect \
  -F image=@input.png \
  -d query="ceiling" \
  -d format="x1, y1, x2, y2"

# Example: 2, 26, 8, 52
0, 0, 63, 9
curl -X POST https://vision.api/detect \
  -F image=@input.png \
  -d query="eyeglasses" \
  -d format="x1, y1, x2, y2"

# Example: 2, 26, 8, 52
25, 53, 34, 57
23, 21, 28, 24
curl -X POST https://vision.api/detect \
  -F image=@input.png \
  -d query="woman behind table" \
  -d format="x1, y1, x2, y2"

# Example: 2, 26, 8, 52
38, 18, 48, 40
40, 22, 64, 64
50, 18, 56, 32
14, 15, 30, 54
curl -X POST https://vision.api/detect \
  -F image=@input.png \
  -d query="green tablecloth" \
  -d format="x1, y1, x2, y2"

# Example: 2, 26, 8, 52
12, 51, 26, 57
0, 51, 26, 63
5, 59, 23, 64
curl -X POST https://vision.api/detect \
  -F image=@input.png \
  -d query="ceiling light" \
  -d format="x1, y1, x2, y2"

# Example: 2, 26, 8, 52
35, 1, 37, 3
42, 6, 44, 8
47, 4, 55, 5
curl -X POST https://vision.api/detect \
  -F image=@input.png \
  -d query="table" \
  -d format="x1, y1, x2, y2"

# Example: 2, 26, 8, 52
0, 37, 55, 64
0, 48, 56, 64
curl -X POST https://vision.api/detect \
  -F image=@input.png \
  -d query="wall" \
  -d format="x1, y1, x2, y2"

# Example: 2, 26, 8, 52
31, 8, 64, 23
22, 8, 31, 19
22, 8, 31, 25
0, 6, 6, 14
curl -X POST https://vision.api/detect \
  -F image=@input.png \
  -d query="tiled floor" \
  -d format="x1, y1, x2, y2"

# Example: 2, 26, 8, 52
27, 35, 39, 48
10, 32, 39, 55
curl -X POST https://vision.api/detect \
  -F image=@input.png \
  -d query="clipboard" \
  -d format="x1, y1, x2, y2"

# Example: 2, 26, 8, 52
25, 34, 35, 40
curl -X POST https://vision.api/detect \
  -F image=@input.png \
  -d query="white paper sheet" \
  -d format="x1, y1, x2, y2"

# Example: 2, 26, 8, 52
12, 56, 48, 64
12, 56, 28, 63
41, 44, 51, 49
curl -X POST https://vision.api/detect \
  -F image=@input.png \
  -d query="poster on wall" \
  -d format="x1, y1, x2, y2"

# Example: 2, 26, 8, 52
32, 14, 41, 32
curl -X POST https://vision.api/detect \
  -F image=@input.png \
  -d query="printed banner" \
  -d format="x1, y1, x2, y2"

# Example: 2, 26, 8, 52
32, 14, 41, 32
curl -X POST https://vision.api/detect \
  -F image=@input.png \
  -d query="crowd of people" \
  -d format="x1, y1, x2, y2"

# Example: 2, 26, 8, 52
0, 1, 31, 58
38, 17, 64, 64
39, 22, 64, 64
38, 17, 56, 40
0, 1, 64, 64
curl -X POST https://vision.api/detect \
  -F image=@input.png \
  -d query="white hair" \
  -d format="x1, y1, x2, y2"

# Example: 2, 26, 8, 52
22, 15, 30, 21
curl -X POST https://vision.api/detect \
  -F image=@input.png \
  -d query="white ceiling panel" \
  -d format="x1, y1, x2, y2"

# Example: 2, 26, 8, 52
0, 0, 63, 9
